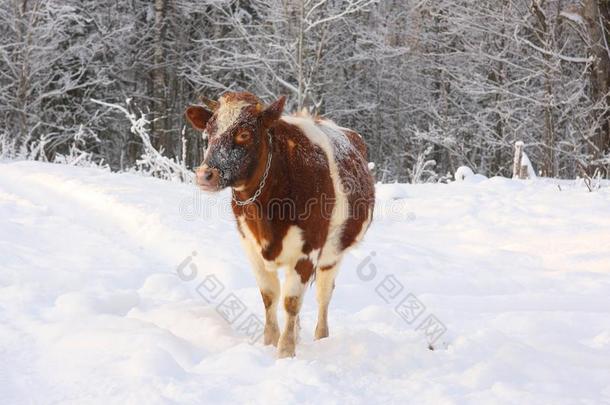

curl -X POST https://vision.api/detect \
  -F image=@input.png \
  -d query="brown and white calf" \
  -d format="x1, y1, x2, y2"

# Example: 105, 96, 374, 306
185, 92, 374, 358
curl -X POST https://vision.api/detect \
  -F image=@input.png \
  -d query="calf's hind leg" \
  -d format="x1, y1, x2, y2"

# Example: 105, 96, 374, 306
314, 263, 340, 340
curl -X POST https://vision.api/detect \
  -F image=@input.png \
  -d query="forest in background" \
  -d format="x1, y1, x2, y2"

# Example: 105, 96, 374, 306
1, 0, 609, 182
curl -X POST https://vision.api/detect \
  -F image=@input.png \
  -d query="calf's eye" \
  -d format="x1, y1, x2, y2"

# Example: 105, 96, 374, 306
235, 130, 251, 144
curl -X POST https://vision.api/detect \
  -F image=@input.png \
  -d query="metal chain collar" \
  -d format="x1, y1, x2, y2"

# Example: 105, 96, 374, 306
232, 129, 273, 206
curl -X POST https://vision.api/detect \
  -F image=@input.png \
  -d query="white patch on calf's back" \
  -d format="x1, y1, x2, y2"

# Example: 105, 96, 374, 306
280, 116, 349, 268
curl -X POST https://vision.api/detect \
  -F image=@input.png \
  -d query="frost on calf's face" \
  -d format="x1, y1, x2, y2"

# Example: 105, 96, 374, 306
185, 93, 285, 191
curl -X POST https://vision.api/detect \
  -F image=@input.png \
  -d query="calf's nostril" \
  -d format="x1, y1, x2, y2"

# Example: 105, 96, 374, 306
204, 170, 214, 181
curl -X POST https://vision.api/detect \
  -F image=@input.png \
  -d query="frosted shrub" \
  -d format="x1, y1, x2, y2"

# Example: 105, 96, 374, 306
92, 99, 193, 183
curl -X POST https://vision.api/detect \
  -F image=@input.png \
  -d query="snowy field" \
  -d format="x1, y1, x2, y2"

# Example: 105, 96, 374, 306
1, 161, 610, 404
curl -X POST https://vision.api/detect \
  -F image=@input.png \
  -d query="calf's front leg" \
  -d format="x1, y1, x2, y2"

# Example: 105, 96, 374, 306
277, 258, 314, 358
240, 232, 281, 346
256, 269, 281, 346
247, 254, 280, 346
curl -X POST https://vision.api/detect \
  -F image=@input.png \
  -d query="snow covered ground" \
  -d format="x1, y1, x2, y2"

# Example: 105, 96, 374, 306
1, 161, 610, 404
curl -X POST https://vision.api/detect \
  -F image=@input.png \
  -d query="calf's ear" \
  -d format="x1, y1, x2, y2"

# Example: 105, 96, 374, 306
185, 105, 212, 131
262, 96, 286, 125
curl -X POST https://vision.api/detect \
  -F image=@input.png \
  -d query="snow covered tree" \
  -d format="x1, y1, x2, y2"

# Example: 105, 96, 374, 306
1, 0, 609, 180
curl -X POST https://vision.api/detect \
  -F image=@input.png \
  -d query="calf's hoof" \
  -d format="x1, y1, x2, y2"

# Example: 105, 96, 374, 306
277, 334, 296, 358
264, 324, 280, 346
277, 346, 296, 358
314, 323, 329, 340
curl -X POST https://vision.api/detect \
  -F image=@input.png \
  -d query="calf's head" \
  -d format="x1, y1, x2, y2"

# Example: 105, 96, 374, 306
185, 92, 285, 191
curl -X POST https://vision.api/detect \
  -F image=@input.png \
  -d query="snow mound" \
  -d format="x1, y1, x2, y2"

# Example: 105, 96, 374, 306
454, 166, 488, 183
454, 166, 474, 181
